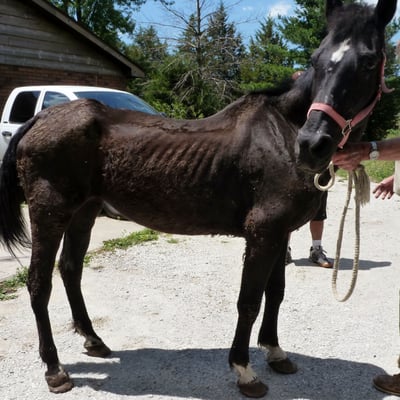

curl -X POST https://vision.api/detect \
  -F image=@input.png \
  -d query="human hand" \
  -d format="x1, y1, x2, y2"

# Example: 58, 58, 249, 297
372, 175, 394, 200
332, 142, 369, 171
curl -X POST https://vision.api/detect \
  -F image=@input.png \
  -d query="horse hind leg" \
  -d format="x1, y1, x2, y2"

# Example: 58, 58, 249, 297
58, 200, 111, 358
27, 211, 73, 393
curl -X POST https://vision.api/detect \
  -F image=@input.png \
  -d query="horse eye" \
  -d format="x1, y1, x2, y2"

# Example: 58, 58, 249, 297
363, 56, 378, 71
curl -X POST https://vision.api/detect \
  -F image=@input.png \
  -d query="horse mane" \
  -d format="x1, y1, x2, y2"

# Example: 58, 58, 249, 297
245, 68, 313, 126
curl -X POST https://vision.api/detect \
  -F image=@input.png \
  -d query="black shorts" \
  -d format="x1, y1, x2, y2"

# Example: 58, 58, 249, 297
313, 191, 328, 221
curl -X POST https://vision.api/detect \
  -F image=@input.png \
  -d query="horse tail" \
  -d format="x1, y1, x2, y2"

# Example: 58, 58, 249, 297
0, 117, 38, 255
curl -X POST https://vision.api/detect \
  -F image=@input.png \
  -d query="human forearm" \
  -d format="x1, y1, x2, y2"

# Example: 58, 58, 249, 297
332, 137, 400, 171
373, 137, 400, 161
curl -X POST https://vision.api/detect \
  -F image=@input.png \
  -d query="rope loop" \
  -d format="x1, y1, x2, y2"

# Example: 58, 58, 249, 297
331, 165, 370, 302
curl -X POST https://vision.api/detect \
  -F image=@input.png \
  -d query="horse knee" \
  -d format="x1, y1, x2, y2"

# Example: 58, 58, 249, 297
237, 303, 260, 324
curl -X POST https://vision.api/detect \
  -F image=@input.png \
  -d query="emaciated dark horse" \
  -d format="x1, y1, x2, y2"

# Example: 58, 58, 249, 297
0, 0, 396, 397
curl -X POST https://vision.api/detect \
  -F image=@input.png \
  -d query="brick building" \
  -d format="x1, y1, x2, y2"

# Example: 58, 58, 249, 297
0, 0, 144, 110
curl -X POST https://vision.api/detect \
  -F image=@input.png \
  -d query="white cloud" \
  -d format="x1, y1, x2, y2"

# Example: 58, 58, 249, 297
268, 2, 292, 17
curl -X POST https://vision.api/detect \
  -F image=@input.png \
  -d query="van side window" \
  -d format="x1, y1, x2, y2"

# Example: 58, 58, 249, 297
42, 92, 70, 110
9, 91, 40, 123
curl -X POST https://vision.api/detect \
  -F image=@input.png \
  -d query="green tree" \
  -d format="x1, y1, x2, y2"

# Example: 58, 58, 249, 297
126, 26, 168, 75
241, 17, 294, 91
205, 3, 245, 98
152, 0, 245, 118
125, 25, 196, 118
47, 0, 149, 49
278, 0, 327, 67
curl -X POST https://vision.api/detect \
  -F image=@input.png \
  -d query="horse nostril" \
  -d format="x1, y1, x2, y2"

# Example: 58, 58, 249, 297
309, 134, 334, 159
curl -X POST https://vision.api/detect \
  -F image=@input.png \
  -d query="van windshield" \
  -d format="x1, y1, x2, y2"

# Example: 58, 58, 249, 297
74, 91, 159, 115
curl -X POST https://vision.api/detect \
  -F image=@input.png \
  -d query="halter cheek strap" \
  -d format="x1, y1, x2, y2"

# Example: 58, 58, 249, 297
307, 53, 393, 149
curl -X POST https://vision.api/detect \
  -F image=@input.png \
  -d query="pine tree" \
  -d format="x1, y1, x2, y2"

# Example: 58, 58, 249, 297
241, 17, 294, 91
48, 0, 147, 49
278, 0, 327, 67
172, 1, 245, 117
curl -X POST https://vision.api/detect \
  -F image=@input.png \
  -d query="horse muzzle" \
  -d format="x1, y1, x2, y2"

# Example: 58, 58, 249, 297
295, 127, 336, 174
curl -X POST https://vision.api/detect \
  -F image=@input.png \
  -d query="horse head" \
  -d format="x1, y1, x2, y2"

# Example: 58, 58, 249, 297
296, 0, 397, 173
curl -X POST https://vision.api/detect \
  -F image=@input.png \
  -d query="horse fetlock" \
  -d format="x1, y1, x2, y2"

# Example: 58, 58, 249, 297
84, 336, 111, 357
233, 363, 258, 385
260, 345, 298, 374
233, 363, 268, 398
45, 366, 73, 393
262, 344, 287, 362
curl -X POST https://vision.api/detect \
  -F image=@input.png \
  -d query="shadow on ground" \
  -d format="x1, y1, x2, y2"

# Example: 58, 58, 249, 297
65, 347, 390, 400
293, 257, 391, 270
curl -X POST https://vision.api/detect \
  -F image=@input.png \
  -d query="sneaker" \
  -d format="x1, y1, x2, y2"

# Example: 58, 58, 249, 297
373, 373, 400, 396
285, 246, 292, 265
309, 246, 333, 268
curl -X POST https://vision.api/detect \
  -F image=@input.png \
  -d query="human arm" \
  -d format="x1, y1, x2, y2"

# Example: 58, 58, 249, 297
332, 137, 400, 171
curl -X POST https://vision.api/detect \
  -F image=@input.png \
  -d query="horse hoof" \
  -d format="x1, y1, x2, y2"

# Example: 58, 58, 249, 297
268, 358, 298, 374
84, 342, 112, 357
45, 370, 74, 393
238, 379, 268, 398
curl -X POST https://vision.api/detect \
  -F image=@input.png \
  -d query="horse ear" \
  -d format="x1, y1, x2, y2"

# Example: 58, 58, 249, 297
326, 0, 343, 19
374, 0, 397, 27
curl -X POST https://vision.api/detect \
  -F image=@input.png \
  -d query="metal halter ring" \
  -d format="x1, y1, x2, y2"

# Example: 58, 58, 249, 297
342, 119, 353, 136
314, 161, 336, 191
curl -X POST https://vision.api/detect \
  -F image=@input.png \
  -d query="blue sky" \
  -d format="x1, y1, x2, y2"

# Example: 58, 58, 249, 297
132, 0, 399, 46
133, 0, 298, 45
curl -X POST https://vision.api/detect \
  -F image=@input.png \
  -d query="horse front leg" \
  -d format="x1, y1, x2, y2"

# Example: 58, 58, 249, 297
229, 236, 274, 398
27, 219, 73, 393
58, 201, 111, 358
258, 238, 298, 375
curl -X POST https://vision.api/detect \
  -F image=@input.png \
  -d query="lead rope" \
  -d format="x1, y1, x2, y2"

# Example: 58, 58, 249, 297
314, 164, 370, 302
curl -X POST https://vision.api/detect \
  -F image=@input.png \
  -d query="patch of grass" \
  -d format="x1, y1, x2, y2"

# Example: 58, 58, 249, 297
84, 228, 159, 268
363, 160, 395, 183
83, 253, 93, 266
164, 234, 179, 244
0, 267, 28, 301
102, 228, 159, 251
336, 160, 395, 184
1, 230, 160, 300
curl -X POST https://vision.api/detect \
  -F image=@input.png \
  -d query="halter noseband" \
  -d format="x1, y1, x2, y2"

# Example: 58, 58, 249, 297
307, 53, 393, 149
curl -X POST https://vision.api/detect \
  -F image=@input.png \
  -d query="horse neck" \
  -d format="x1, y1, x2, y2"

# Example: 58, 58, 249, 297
275, 71, 313, 127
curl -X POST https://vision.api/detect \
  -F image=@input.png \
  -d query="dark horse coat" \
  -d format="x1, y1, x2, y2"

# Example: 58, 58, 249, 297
0, 0, 396, 397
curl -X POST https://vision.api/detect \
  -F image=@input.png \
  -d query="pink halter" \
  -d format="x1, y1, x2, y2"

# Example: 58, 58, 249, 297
307, 53, 393, 149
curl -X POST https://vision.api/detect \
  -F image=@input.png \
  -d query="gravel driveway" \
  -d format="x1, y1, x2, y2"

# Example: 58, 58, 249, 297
0, 179, 399, 400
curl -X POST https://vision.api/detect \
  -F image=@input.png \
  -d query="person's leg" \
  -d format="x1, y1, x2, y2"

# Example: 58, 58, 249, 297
309, 219, 323, 247
372, 290, 400, 396
308, 192, 332, 268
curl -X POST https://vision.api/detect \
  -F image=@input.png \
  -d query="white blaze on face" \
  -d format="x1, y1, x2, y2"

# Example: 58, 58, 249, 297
331, 39, 351, 63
